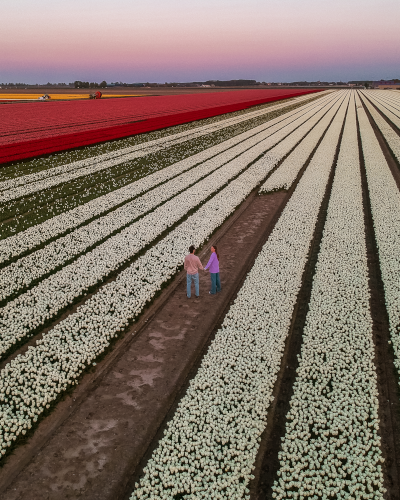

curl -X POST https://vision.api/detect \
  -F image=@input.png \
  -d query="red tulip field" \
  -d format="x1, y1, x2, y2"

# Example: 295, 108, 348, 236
0, 89, 317, 164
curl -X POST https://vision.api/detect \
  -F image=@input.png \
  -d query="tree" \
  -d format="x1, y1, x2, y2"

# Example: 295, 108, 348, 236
99, 81, 107, 88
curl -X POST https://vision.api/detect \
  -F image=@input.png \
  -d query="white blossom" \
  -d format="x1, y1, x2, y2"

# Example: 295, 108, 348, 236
0, 93, 333, 263
273, 94, 385, 500
259, 90, 348, 193
360, 90, 400, 129
356, 92, 400, 384
0, 95, 339, 356
359, 91, 400, 164
0, 93, 323, 204
130, 93, 349, 500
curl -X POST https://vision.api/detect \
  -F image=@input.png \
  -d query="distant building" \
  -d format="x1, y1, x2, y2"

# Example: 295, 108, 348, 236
372, 80, 400, 89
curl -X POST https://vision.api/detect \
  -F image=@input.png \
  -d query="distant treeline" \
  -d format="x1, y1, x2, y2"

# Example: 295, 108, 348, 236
2, 78, 398, 89
74, 81, 107, 89
201, 80, 258, 86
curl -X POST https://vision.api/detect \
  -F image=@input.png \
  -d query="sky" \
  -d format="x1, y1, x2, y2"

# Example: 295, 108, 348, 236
1, 0, 399, 84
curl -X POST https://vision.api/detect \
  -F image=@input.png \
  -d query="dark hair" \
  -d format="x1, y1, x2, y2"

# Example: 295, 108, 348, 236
212, 244, 219, 261
189, 245, 195, 254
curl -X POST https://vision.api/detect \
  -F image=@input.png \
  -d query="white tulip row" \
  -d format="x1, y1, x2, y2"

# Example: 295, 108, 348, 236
0, 95, 341, 356
273, 96, 385, 500
0, 94, 338, 264
0, 135, 307, 458
356, 95, 400, 384
0, 133, 215, 204
369, 90, 400, 117
0, 92, 319, 192
358, 92, 400, 165
361, 91, 400, 130
373, 91, 400, 118
129, 92, 346, 500
0, 94, 327, 203
259, 91, 348, 193
0, 94, 340, 302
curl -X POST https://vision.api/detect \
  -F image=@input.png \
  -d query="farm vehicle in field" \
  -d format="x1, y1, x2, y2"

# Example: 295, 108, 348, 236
89, 91, 102, 99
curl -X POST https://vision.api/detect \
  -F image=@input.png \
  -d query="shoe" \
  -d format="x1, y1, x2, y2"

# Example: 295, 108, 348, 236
209, 291, 215, 295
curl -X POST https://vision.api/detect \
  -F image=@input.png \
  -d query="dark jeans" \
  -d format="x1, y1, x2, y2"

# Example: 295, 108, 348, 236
210, 272, 221, 294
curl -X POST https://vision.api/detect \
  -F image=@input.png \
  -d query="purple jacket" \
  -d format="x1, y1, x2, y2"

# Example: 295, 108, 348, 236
204, 252, 219, 273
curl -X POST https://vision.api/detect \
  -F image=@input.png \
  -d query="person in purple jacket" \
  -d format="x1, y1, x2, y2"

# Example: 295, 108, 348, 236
204, 245, 221, 295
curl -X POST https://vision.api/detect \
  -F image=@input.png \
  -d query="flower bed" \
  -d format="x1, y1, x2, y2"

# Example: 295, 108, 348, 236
356, 94, 400, 386
0, 94, 335, 276
1, 95, 329, 244
0, 97, 334, 358
361, 91, 400, 130
0, 139, 304, 458
359, 93, 400, 164
129, 94, 349, 500
370, 90, 400, 117
0, 90, 319, 164
0, 94, 329, 264
0, 94, 330, 205
259, 91, 347, 193
0, 92, 316, 193
273, 96, 385, 500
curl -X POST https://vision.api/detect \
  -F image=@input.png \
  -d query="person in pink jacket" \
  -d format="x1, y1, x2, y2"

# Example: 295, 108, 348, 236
204, 245, 221, 295
184, 245, 204, 298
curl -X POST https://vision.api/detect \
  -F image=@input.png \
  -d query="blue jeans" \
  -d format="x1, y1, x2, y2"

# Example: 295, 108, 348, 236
210, 273, 221, 294
187, 273, 199, 298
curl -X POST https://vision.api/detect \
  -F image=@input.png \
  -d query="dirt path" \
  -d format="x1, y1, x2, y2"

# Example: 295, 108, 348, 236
0, 187, 290, 500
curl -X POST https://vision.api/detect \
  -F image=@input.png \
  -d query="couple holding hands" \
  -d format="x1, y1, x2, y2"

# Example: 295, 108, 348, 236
184, 244, 221, 299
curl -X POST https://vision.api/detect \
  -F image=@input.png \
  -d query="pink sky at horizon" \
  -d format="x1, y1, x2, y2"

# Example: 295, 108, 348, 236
1, 0, 399, 83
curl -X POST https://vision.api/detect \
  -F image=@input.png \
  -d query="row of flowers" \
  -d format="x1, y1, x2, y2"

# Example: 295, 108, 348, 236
0, 93, 334, 265
362, 91, 400, 130
371, 90, 400, 117
0, 93, 331, 205
1, 93, 314, 193
0, 128, 234, 205
273, 95, 385, 500
0, 94, 338, 304
0, 97, 337, 359
0, 92, 324, 187
1, 90, 320, 145
0, 90, 323, 165
0, 133, 311, 458
129, 91, 345, 500
356, 95, 400, 387
259, 91, 348, 193
359, 92, 400, 165
0, 120, 283, 300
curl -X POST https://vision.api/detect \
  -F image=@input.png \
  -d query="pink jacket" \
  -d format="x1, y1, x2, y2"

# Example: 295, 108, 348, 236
184, 254, 204, 275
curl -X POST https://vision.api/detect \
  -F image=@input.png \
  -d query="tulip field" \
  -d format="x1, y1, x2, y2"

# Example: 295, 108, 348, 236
0, 89, 317, 165
1, 89, 400, 498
